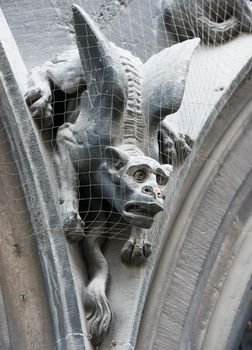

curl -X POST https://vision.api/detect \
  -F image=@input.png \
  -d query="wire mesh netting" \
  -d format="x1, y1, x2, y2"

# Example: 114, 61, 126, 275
0, 0, 252, 348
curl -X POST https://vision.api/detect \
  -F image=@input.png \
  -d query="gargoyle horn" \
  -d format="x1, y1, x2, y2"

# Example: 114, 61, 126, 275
141, 38, 200, 137
72, 4, 127, 115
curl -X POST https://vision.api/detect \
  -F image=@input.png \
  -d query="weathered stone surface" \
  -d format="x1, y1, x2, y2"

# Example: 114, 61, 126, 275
136, 48, 252, 350
0, 8, 92, 350
0, 0, 163, 67
0, 127, 54, 350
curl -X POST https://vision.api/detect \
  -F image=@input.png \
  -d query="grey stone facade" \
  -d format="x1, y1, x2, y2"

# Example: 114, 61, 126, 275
0, 1, 252, 349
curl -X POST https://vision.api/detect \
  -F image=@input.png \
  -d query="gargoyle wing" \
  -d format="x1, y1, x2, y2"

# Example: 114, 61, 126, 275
72, 4, 127, 116
141, 38, 200, 135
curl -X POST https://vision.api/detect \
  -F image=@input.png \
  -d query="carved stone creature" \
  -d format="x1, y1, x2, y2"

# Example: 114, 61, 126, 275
25, 5, 199, 345
162, 0, 252, 44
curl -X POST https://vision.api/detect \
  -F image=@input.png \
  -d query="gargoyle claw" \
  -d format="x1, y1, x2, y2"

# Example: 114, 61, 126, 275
25, 87, 42, 106
63, 210, 85, 242
159, 121, 194, 166
121, 239, 152, 266
25, 82, 53, 127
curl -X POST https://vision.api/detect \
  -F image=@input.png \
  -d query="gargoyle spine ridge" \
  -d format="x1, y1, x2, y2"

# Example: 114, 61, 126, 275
161, 0, 252, 45
120, 52, 146, 148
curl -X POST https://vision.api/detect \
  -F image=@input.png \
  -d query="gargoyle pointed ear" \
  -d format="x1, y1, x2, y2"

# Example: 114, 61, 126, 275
141, 38, 200, 122
105, 146, 129, 170
72, 4, 127, 107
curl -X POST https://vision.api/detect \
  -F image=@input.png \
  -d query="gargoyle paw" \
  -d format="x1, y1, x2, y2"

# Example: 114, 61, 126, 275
159, 121, 194, 166
84, 283, 112, 346
63, 210, 85, 242
25, 85, 53, 128
121, 238, 152, 266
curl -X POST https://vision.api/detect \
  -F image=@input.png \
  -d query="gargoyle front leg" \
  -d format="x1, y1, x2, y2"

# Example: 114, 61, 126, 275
55, 122, 85, 241
25, 49, 85, 126
25, 65, 53, 128
121, 226, 152, 266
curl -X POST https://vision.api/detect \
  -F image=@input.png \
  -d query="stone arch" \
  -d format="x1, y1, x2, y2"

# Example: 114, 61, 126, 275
136, 58, 252, 350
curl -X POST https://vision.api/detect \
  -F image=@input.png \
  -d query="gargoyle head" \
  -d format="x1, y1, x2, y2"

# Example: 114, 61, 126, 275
99, 146, 172, 229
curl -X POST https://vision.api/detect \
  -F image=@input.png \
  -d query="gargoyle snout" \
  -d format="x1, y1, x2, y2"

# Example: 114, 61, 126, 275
142, 185, 162, 199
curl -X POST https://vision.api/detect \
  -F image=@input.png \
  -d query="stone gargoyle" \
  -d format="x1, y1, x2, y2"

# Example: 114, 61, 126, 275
25, 5, 199, 346
161, 0, 252, 44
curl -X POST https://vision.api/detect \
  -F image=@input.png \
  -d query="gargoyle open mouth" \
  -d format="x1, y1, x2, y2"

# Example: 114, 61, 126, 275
123, 202, 164, 219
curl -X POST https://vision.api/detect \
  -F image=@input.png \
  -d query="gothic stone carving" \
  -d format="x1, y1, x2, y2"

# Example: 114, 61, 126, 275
25, 4, 199, 346
161, 0, 252, 44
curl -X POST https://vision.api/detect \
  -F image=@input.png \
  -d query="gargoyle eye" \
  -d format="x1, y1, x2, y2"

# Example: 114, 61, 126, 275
133, 169, 148, 182
156, 174, 169, 187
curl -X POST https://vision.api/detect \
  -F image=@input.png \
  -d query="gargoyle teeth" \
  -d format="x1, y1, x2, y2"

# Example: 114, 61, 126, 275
124, 202, 164, 218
